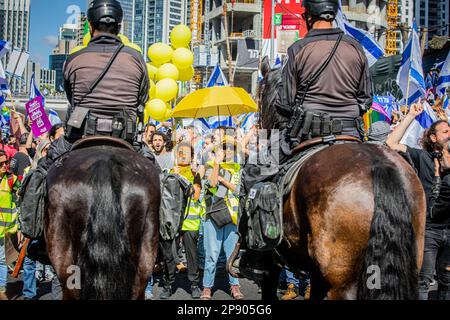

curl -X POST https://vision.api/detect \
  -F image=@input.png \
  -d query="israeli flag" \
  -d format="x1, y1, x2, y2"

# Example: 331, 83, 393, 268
273, 56, 282, 69
0, 40, 11, 59
239, 112, 257, 132
49, 109, 62, 125
437, 50, 450, 97
0, 60, 9, 93
335, 2, 384, 67
207, 64, 229, 87
29, 72, 43, 100
208, 116, 234, 129
400, 101, 438, 149
396, 21, 426, 105
0, 95, 5, 107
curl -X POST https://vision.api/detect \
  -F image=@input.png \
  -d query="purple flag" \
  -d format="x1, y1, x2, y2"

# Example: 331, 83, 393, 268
25, 96, 52, 137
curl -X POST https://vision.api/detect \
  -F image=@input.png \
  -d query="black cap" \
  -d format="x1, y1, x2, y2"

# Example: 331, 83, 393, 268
303, 0, 339, 20
88, 0, 123, 24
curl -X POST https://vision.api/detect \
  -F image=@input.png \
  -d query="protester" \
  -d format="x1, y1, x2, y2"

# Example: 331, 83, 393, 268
151, 132, 175, 171
143, 123, 156, 148
48, 123, 65, 142
10, 133, 32, 179
386, 102, 450, 300
201, 136, 243, 300
0, 150, 21, 300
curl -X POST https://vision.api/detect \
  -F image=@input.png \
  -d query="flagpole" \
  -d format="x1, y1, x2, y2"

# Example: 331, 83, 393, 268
404, 22, 416, 115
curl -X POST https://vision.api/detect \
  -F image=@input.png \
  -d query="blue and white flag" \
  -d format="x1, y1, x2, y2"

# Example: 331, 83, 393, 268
239, 112, 257, 132
0, 40, 11, 59
208, 116, 234, 129
335, 2, 384, 67
437, 50, 450, 97
29, 72, 43, 100
396, 21, 426, 105
49, 109, 62, 126
400, 101, 438, 149
273, 56, 282, 69
0, 95, 5, 107
0, 60, 9, 94
207, 64, 229, 87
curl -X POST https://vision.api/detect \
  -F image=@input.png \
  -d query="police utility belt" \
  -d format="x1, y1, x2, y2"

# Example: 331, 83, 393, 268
67, 106, 136, 141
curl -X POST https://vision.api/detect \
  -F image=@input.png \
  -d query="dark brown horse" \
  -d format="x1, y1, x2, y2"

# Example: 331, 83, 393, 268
44, 140, 160, 299
254, 59, 426, 300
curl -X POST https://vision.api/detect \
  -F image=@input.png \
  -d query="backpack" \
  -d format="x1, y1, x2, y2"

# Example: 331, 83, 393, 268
159, 171, 192, 241
244, 181, 282, 251
17, 166, 48, 239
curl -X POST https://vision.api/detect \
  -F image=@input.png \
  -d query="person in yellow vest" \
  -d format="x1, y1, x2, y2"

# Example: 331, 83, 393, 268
201, 136, 244, 300
175, 142, 204, 299
0, 150, 21, 300
158, 141, 205, 300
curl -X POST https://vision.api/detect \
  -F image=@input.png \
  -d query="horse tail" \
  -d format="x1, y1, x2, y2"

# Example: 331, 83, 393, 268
357, 157, 418, 300
78, 156, 136, 300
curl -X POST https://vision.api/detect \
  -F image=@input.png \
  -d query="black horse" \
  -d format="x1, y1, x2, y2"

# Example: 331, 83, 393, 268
44, 139, 160, 300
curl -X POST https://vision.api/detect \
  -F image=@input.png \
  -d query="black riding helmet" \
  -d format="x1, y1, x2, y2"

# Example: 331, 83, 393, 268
303, 0, 339, 20
87, 0, 123, 24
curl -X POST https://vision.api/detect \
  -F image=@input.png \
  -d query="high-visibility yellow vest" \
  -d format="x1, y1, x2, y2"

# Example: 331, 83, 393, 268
171, 166, 205, 232
206, 161, 241, 225
0, 174, 20, 238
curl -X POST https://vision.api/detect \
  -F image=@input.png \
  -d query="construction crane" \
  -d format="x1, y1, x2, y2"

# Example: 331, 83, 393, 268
190, 0, 204, 87
385, 0, 398, 55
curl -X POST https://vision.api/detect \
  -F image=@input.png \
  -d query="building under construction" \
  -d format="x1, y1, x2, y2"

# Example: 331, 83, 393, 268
192, 0, 262, 94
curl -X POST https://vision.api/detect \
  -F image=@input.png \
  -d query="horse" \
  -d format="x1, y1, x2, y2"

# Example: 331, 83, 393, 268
251, 58, 427, 300
44, 139, 160, 300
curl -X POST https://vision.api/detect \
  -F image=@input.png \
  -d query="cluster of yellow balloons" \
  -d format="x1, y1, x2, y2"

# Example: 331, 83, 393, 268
144, 24, 195, 122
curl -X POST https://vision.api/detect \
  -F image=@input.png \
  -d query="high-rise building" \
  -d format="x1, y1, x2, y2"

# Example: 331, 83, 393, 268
119, 0, 134, 41
50, 24, 79, 92
131, 0, 188, 58
0, 0, 31, 93
415, 0, 450, 44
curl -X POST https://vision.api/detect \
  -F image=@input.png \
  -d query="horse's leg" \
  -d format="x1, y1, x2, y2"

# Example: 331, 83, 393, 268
261, 252, 281, 301
309, 269, 329, 300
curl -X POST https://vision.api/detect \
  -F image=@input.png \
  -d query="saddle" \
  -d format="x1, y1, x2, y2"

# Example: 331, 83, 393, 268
71, 136, 135, 152
242, 135, 361, 252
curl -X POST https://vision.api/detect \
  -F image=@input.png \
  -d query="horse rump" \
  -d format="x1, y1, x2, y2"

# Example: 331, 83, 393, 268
78, 155, 136, 300
357, 157, 418, 300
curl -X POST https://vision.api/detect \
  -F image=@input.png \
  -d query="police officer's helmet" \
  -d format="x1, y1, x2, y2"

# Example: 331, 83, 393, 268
88, 0, 123, 24
303, 0, 339, 20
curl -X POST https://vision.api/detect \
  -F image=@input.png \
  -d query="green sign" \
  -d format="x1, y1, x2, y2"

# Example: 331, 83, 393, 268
274, 14, 283, 26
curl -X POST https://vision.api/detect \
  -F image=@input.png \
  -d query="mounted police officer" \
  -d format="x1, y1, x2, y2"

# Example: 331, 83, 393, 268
64, 0, 149, 145
233, 0, 373, 282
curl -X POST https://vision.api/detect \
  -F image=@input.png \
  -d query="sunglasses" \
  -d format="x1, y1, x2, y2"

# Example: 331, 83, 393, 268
223, 144, 235, 151
0, 160, 9, 167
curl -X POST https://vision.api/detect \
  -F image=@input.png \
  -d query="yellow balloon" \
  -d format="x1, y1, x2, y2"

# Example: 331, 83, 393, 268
83, 33, 91, 46
172, 48, 194, 70
178, 66, 195, 82
148, 43, 173, 65
118, 34, 130, 44
149, 80, 156, 99
157, 63, 179, 81
146, 99, 167, 121
161, 107, 173, 121
127, 43, 142, 54
155, 78, 178, 102
69, 45, 86, 55
170, 25, 192, 49
146, 63, 158, 81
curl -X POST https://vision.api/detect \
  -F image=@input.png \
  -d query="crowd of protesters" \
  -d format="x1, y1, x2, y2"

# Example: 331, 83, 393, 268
0, 93, 449, 300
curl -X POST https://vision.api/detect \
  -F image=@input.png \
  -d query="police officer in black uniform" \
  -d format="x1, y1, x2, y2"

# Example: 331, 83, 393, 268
64, 0, 149, 146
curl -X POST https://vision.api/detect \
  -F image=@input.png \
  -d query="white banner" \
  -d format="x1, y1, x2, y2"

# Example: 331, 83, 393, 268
6, 47, 30, 79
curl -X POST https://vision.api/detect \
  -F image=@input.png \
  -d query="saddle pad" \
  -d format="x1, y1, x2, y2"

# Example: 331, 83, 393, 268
71, 136, 134, 152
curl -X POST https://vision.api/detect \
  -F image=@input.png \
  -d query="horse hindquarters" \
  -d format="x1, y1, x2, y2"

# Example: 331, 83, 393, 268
357, 158, 420, 300
78, 158, 136, 300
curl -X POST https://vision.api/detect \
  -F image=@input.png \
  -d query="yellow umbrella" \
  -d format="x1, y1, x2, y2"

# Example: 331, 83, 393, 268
172, 86, 257, 119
